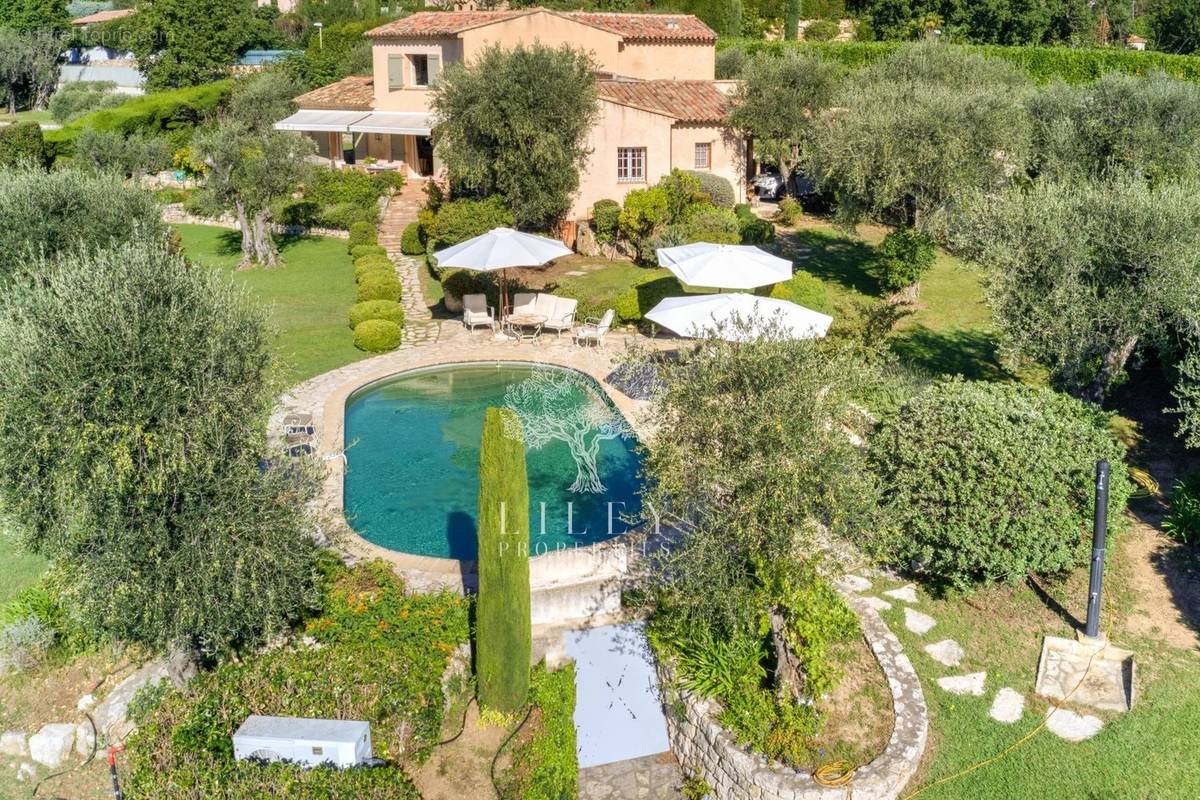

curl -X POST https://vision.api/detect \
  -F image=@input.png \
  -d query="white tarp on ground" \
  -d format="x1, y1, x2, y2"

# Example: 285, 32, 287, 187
348, 112, 433, 135
566, 622, 670, 769
274, 110, 370, 132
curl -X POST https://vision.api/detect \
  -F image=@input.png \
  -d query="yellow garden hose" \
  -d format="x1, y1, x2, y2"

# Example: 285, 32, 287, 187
813, 759, 856, 787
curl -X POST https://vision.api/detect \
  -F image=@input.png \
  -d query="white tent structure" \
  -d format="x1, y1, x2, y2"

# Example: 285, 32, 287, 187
655, 243, 793, 290
432, 228, 571, 310
645, 293, 833, 342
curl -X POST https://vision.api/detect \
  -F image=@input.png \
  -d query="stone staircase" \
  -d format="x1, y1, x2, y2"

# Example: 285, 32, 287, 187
378, 180, 440, 346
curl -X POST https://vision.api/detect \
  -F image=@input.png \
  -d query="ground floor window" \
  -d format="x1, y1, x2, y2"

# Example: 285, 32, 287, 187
694, 141, 711, 170
617, 147, 646, 182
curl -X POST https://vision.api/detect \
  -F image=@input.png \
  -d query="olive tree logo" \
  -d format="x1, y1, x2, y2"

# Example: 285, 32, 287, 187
503, 370, 632, 494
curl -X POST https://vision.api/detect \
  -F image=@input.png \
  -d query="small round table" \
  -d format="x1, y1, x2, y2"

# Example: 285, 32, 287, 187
504, 313, 546, 342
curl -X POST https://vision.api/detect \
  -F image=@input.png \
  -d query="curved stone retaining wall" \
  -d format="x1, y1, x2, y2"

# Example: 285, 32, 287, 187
658, 593, 927, 800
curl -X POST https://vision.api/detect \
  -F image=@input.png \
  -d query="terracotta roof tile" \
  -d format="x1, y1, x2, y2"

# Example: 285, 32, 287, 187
71, 9, 136, 25
598, 79, 729, 123
295, 76, 375, 111
563, 12, 715, 43
367, 9, 715, 43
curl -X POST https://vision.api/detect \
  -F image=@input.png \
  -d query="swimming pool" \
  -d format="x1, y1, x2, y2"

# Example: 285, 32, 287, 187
343, 362, 643, 560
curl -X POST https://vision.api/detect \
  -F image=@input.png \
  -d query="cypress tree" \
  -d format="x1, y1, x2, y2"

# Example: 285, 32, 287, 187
785, 0, 802, 40
476, 407, 532, 713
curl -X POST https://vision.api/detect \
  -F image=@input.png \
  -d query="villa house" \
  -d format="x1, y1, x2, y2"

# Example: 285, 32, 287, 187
274, 8, 746, 220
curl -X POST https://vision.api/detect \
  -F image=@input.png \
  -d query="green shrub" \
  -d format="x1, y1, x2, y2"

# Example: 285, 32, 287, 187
769, 273, 828, 311
300, 168, 400, 230
684, 171, 737, 208
0, 122, 48, 168
400, 222, 423, 255
618, 187, 670, 245
318, 201, 379, 229
776, 196, 803, 225
476, 408, 531, 714
431, 197, 514, 250
613, 276, 678, 322
48, 81, 124, 123
356, 271, 402, 302
870, 227, 936, 294
658, 170, 707, 222
592, 199, 620, 243
355, 266, 394, 286
681, 205, 741, 244
125, 561, 467, 799
181, 189, 225, 220
499, 664, 577, 800
734, 204, 775, 244
46, 81, 232, 157
354, 255, 394, 280
348, 300, 405, 330
347, 221, 377, 252
0, 616, 54, 673
869, 380, 1133, 588
1164, 473, 1200, 546
0, 572, 94, 657
804, 19, 840, 42
353, 318, 403, 352
350, 244, 388, 259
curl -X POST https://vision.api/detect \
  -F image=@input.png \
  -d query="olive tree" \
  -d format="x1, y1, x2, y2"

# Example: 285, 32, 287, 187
727, 51, 841, 196
952, 177, 1200, 404
0, 167, 164, 282
0, 240, 320, 655
432, 44, 599, 229
806, 43, 1032, 228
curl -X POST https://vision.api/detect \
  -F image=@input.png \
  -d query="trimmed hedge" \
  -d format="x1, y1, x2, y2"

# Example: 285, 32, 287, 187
125, 561, 466, 799
354, 255, 394, 280
45, 81, 232, 157
869, 380, 1133, 588
684, 170, 737, 208
430, 197, 514, 250
769, 272, 828, 312
353, 319, 403, 352
347, 221, 377, 252
592, 199, 620, 243
349, 300, 405, 330
356, 271, 402, 302
718, 39, 1200, 84
351, 244, 388, 259
735, 204, 775, 244
401, 222, 424, 255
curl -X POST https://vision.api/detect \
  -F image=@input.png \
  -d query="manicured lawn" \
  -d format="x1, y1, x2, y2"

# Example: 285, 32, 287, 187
174, 224, 366, 383
870, 547, 1200, 800
0, 110, 54, 125
0, 528, 46, 606
776, 220, 1005, 381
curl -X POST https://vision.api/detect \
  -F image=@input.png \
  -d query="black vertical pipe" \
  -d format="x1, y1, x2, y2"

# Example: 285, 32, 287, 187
1085, 460, 1110, 639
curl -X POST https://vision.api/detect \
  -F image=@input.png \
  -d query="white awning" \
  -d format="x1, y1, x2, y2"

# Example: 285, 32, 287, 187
348, 112, 433, 136
274, 110, 369, 133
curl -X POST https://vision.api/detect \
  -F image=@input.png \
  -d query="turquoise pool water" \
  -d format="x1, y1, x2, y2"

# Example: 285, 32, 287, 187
343, 363, 643, 560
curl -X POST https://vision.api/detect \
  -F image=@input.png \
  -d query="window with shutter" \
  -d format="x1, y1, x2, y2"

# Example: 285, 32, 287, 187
388, 55, 405, 90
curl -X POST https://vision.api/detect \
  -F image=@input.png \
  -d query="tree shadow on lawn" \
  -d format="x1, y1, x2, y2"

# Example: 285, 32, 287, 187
775, 229, 882, 297
209, 229, 311, 259
890, 326, 1011, 382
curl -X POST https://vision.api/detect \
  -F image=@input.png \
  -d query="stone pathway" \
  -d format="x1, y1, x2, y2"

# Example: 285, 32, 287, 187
579, 753, 683, 800
376, 181, 441, 347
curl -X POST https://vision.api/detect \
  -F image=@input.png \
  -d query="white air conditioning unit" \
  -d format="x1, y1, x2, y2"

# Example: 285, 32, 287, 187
233, 715, 372, 769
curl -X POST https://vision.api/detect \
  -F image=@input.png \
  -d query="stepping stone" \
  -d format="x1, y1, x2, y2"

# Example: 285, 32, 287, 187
924, 639, 965, 666
0, 731, 26, 756
16, 762, 35, 782
989, 688, 1025, 724
1045, 708, 1104, 742
28, 723, 75, 768
884, 584, 919, 603
76, 694, 96, 712
937, 672, 987, 696
861, 596, 893, 612
833, 574, 872, 593
904, 607, 936, 635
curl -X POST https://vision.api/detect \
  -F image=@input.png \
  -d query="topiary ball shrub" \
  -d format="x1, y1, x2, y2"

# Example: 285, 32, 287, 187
735, 204, 775, 244
356, 272, 402, 303
351, 244, 388, 260
400, 222, 424, 255
348, 300, 405, 330
684, 170, 736, 208
354, 256, 394, 281
769, 272, 828, 312
869, 379, 1132, 588
353, 319, 403, 352
347, 221, 377, 252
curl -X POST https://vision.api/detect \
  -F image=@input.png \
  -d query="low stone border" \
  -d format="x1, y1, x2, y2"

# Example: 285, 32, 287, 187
161, 204, 349, 239
658, 593, 927, 800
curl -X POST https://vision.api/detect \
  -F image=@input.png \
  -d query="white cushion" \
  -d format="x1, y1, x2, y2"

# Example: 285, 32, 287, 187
512, 293, 536, 315
533, 293, 558, 317
463, 294, 489, 315
552, 296, 578, 322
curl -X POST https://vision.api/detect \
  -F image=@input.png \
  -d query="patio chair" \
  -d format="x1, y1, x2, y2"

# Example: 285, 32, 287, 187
282, 412, 314, 435
510, 292, 537, 318
575, 308, 615, 348
285, 430, 314, 457
462, 293, 495, 332
534, 294, 578, 338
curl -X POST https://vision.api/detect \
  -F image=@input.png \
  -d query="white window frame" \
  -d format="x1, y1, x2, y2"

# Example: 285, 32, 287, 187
694, 141, 711, 170
617, 147, 646, 183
